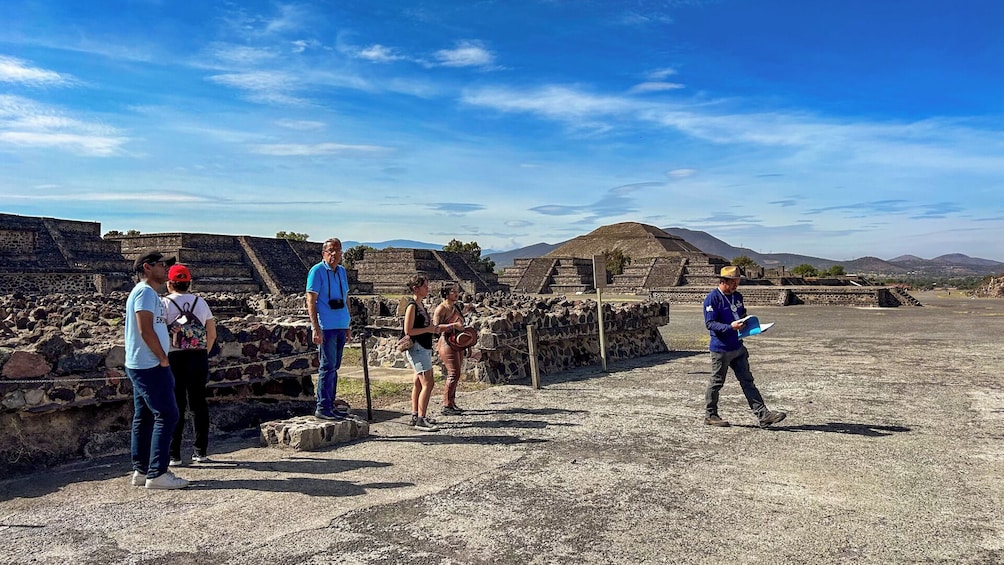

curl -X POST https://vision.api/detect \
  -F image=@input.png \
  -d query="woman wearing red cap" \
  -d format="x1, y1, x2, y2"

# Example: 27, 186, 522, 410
162, 264, 217, 465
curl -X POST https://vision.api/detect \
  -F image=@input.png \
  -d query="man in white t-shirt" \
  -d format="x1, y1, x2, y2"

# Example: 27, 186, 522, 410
124, 250, 190, 490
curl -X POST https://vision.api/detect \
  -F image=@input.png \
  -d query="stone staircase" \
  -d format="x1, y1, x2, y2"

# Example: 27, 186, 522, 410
501, 257, 559, 294
549, 258, 594, 294
431, 250, 503, 293
118, 234, 262, 293
238, 236, 315, 294
679, 257, 730, 286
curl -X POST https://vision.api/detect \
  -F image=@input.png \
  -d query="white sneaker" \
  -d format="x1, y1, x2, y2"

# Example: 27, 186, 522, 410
145, 470, 190, 490
168, 458, 184, 467
191, 453, 212, 464
131, 471, 146, 487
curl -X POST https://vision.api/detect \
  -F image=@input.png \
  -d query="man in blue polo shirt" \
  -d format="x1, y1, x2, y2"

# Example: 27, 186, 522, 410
703, 265, 787, 428
306, 238, 352, 420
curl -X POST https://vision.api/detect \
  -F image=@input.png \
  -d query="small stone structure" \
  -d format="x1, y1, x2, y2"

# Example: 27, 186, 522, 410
260, 415, 369, 451
353, 247, 507, 295
0, 213, 131, 294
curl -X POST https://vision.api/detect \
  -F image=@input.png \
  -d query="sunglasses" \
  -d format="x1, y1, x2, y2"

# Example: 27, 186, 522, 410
147, 260, 168, 267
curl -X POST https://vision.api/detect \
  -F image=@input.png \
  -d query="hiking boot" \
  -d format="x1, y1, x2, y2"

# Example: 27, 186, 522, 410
314, 409, 344, 421
414, 417, 440, 432
704, 415, 731, 427
441, 405, 463, 416
759, 411, 787, 427
192, 453, 212, 464
131, 471, 146, 487
145, 470, 190, 490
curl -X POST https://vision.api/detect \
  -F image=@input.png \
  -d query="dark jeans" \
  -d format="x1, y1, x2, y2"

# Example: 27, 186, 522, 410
317, 328, 347, 412
168, 349, 210, 459
126, 364, 179, 479
705, 346, 767, 419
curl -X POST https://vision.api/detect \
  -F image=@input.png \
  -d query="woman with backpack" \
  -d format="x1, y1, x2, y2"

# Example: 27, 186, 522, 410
162, 264, 217, 465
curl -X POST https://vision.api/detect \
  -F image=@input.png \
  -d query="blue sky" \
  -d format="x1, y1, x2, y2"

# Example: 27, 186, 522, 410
2, 0, 1003, 261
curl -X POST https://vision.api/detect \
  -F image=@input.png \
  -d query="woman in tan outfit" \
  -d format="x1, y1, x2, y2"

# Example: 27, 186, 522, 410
433, 283, 466, 416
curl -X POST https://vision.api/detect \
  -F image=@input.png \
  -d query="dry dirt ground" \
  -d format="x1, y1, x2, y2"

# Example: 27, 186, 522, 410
1, 291, 1002, 564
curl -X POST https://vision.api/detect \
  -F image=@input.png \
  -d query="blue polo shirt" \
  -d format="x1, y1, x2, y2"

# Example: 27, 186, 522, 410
306, 262, 351, 330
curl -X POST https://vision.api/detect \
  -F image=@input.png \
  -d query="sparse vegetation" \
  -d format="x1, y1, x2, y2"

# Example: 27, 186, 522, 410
276, 231, 309, 241
792, 263, 819, 277
731, 255, 759, 269
343, 245, 376, 269
602, 248, 632, 276
444, 239, 495, 273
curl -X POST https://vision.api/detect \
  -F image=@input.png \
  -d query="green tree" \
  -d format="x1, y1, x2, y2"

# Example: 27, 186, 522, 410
125, 229, 141, 236
602, 248, 632, 276
792, 263, 819, 277
443, 239, 495, 272
276, 231, 309, 241
343, 245, 375, 269
103, 230, 123, 238
731, 255, 759, 269
823, 265, 846, 277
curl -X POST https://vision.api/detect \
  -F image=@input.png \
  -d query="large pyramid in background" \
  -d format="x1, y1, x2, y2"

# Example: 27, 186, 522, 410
499, 222, 729, 294
546, 222, 715, 260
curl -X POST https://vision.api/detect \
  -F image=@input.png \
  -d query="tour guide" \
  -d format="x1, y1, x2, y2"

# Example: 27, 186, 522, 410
702, 265, 787, 428
306, 238, 352, 420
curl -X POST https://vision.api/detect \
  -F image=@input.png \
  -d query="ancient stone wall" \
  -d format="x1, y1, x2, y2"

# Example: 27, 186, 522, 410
359, 295, 671, 384
650, 286, 918, 307
0, 273, 105, 295
0, 229, 35, 254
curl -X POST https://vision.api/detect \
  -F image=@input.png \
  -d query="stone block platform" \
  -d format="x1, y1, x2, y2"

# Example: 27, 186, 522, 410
259, 415, 369, 451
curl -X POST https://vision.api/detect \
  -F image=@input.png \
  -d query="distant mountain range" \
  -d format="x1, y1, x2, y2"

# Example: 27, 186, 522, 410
342, 239, 441, 250
481, 227, 1004, 277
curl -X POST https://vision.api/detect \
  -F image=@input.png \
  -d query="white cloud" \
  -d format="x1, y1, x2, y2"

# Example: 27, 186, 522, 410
275, 119, 326, 130
667, 168, 697, 179
250, 142, 390, 156
629, 81, 685, 94
0, 95, 128, 156
207, 71, 306, 105
205, 43, 279, 67
433, 40, 495, 68
646, 68, 677, 80
0, 56, 73, 86
7, 191, 210, 202
357, 44, 406, 63
463, 84, 1004, 174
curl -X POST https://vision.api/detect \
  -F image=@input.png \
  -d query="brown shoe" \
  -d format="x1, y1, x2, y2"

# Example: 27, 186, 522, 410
704, 415, 731, 427
759, 411, 787, 427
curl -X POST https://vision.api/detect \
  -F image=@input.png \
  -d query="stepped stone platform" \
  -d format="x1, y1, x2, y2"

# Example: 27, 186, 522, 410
260, 415, 370, 451
353, 248, 507, 295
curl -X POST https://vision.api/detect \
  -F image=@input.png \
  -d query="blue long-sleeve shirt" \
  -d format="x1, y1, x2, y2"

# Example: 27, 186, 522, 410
704, 288, 745, 352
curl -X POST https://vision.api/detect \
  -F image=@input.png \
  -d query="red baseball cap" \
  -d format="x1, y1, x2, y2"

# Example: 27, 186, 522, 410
168, 264, 192, 282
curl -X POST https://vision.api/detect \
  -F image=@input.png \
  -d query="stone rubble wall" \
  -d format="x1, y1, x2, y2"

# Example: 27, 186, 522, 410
651, 286, 919, 307
360, 294, 671, 384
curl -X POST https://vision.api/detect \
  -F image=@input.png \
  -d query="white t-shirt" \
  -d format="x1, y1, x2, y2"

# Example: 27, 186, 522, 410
161, 293, 215, 352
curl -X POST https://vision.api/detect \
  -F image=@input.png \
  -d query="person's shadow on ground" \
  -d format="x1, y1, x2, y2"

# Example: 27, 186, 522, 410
755, 422, 911, 437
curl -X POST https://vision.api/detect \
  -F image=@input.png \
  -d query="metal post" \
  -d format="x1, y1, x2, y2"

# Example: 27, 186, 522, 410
527, 324, 541, 389
597, 287, 608, 372
360, 335, 373, 422
592, 254, 609, 372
